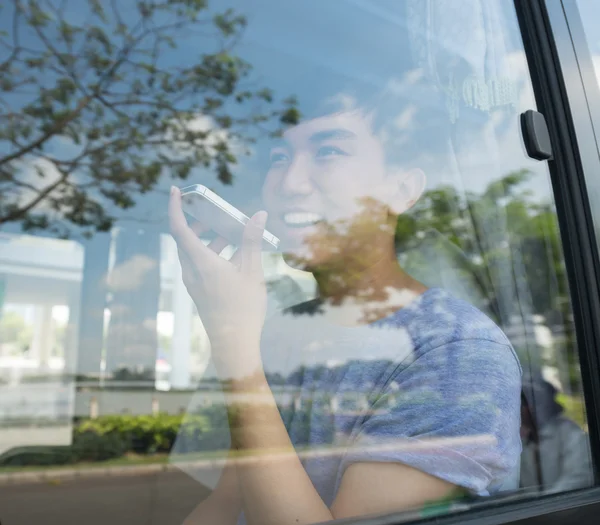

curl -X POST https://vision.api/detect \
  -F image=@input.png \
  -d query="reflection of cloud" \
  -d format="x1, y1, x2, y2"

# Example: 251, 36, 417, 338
445, 50, 553, 200
323, 93, 358, 112
504, 51, 536, 110
12, 157, 62, 208
9, 154, 89, 222
166, 113, 250, 161
393, 105, 417, 130
385, 69, 426, 94
592, 56, 600, 91
106, 254, 157, 291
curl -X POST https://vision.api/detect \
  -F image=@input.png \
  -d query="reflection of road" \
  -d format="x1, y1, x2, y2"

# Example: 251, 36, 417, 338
0, 471, 210, 525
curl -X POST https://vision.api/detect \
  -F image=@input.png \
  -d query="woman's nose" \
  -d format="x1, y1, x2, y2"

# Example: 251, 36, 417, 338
277, 155, 314, 197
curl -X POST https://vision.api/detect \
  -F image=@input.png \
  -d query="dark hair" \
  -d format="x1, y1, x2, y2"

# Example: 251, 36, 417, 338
270, 78, 453, 188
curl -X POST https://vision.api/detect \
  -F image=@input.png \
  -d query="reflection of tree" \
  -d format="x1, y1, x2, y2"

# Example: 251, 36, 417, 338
396, 170, 569, 322
283, 169, 572, 340
398, 169, 569, 327
284, 196, 405, 323
410, 170, 576, 389
0, 0, 299, 237
0, 311, 33, 354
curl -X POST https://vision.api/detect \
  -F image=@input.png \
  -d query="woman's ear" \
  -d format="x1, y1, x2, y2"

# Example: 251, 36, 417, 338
388, 168, 426, 214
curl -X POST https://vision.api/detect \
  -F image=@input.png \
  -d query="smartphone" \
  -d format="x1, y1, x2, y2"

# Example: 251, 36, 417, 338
180, 184, 280, 251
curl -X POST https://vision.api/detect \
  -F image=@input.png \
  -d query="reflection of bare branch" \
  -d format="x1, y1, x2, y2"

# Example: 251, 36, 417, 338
1, 15, 187, 170
1, 164, 70, 223
109, 0, 125, 31
0, 95, 93, 169
0, 171, 43, 194
0, 2, 299, 236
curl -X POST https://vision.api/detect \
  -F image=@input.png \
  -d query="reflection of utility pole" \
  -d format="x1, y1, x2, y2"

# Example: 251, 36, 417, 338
170, 234, 193, 389
30, 304, 53, 370
77, 232, 111, 383
63, 288, 81, 379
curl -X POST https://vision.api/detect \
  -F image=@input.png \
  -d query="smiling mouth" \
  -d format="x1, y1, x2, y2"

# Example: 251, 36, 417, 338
282, 212, 324, 228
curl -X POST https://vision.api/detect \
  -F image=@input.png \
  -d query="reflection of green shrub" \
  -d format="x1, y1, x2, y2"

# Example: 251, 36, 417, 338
0, 413, 209, 467
72, 430, 129, 462
557, 394, 587, 429
78, 413, 208, 454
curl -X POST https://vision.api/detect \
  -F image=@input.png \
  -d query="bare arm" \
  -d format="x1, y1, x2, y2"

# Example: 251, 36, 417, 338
182, 456, 242, 525
226, 366, 458, 525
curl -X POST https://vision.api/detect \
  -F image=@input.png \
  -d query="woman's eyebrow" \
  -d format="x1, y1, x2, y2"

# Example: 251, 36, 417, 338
309, 128, 357, 143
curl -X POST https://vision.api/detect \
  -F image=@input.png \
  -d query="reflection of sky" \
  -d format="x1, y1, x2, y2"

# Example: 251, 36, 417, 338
2, 0, 556, 230
575, 0, 600, 86
1, 1, 570, 383
189, 0, 553, 207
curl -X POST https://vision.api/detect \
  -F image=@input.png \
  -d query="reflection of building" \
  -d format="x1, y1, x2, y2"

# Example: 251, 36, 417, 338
0, 234, 83, 375
0, 231, 211, 387
0, 231, 316, 422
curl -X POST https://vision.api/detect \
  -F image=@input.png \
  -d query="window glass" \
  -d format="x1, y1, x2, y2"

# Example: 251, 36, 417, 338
0, 1, 594, 524
575, 0, 600, 89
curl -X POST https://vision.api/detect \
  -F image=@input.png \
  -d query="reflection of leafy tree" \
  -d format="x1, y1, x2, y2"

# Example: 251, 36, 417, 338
112, 366, 153, 382
284, 196, 405, 323
283, 168, 569, 329
397, 169, 569, 322
265, 371, 286, 386
470, 169, 569, 323
0, 311, 33, 352
0, 0, 299, 237
52, 321, 67, 356
0, 311, 27, 342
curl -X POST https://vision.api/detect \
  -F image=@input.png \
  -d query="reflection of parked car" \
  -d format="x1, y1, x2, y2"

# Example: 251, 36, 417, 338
520, 372, 593, 493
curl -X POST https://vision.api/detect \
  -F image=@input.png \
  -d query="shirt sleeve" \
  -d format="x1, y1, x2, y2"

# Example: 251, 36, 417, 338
338, 340, 522, 496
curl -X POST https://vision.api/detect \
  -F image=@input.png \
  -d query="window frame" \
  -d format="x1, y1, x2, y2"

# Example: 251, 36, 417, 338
519, 0, 600, 478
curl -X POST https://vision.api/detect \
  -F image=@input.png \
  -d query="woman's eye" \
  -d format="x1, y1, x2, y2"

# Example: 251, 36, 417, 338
316, 145, 347, 158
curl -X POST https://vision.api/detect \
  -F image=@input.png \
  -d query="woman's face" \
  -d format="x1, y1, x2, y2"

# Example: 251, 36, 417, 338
262, 110, 404, 269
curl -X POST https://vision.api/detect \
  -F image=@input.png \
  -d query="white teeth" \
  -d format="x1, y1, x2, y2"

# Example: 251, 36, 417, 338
283, 212, 322, 226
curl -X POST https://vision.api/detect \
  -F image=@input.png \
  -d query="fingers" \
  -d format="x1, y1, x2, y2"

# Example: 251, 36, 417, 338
169, 186, 214, 267
170, 186, 264, 273
177, 246, 196, 284
230, 246, 242, 268
207, 236, 230, 255
240, 211, 267, 274
189, 219, 209, 237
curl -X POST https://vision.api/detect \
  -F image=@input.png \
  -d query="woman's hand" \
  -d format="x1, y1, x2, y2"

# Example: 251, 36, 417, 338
169, 186, 267, 378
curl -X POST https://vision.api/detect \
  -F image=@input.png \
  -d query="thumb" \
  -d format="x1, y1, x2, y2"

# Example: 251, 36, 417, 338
250, 210, 267, 231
